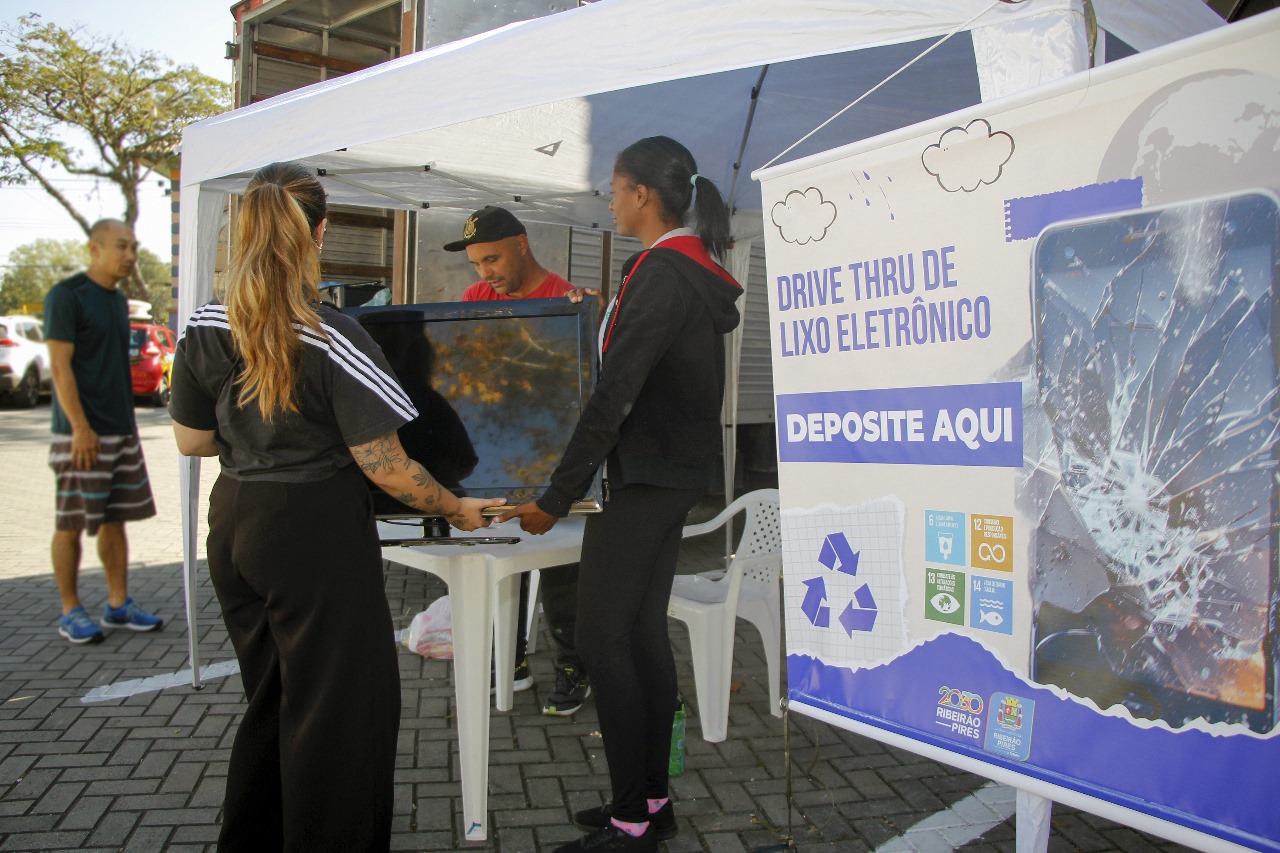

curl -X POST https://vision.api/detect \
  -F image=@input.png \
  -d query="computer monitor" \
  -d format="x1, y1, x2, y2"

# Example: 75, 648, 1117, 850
346, 297, 602, 533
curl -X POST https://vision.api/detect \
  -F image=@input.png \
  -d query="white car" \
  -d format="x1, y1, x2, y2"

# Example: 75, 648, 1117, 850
0, 315, 51, 408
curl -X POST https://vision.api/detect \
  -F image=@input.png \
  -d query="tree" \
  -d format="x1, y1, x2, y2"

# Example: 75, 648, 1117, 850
136, 247, 171, 323
0, 238, 86, 314
0, 237, 171, 322
0, 14, 229, 296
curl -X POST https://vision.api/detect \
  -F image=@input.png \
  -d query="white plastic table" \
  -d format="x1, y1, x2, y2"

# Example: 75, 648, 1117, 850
381, 516, 586, 842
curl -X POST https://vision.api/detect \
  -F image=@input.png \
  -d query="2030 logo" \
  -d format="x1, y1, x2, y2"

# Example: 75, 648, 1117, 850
938, 686, 984, 715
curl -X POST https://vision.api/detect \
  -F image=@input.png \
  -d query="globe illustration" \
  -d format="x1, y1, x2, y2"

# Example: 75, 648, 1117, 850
1097, 69, 1280, 205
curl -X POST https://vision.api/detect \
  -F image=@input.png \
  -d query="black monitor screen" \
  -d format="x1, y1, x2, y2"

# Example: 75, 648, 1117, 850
346, 298, 601, 517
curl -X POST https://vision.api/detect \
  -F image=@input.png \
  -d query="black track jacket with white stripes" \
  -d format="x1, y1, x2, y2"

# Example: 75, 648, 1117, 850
169, 301, 417, 483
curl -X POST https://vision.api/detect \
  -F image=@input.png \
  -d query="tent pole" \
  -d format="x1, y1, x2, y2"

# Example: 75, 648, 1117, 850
182, 456, 203, 688
722, 240, 751, 560
725, 65, 770, 221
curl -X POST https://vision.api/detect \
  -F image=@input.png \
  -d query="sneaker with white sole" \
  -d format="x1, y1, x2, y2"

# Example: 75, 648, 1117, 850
491, 657, 534, 694
543, 663, 591, 716
59, 607, 105, 645
513, 658, 533, 691
100, 598, 164, 632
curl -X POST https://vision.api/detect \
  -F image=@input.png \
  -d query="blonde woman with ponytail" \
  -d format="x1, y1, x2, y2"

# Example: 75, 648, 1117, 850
169, 162, 503, 852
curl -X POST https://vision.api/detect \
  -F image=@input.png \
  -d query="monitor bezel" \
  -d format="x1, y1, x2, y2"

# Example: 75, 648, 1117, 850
346, 296, 603, 519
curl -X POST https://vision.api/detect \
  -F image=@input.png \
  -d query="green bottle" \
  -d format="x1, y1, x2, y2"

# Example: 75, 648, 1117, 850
668, 699, 686, 777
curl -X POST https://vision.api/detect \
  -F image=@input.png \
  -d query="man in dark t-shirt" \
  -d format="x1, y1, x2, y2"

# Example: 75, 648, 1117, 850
43, 219, 160, 645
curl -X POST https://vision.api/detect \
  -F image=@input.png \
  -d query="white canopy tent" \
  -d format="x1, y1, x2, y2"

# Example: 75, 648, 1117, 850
179, 0, 1222, 245
175, 0, 1224, 683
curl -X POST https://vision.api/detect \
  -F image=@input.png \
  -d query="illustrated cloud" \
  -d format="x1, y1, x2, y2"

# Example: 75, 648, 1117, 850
921, 119, 1014, 192
771, 187, 838, 245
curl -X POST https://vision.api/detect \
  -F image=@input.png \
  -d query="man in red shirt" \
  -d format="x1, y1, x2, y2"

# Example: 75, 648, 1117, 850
445, 207, 591, 717
446, 206, 574, 301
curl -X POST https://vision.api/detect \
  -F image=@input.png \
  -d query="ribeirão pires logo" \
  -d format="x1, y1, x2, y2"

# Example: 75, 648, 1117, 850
997, 695, 1023, 730
800, 531, 878, 634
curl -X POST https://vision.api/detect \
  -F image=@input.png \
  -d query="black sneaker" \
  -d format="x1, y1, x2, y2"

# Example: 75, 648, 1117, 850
543, 663, 591, 716
513, 658, 533, 692
553, 823, 656, 853
575, 801, 676, 841
493, 658, 534, 694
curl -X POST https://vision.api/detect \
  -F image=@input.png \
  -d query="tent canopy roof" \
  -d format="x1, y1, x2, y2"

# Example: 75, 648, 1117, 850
181, 0, 1223, 233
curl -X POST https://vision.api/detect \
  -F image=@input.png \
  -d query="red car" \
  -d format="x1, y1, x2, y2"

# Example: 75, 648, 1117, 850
129, 323, 177, 406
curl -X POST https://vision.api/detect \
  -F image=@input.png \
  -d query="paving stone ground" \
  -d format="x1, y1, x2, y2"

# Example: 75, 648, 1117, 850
0, 402, 1197, 852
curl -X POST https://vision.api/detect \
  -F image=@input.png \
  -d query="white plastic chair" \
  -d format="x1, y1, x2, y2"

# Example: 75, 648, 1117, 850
668, 488, 783, 743
525, 569, 542, 654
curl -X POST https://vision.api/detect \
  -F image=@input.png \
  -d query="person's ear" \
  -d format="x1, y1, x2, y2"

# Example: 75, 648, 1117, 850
634, 183, 651, 209
313, 218, 328, 248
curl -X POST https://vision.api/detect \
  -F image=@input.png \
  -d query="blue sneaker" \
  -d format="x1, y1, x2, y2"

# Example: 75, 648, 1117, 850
100, 598, 164, 632
59, 607, 105, 645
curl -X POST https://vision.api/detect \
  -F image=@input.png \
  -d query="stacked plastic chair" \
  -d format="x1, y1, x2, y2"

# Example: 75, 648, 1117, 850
668, 489, 783, 742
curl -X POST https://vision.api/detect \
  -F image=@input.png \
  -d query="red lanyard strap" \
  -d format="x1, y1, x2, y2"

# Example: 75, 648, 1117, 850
602, 249, 650, 354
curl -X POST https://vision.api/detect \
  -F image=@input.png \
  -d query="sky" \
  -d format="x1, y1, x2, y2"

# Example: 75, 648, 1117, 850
0, 1, 236, 267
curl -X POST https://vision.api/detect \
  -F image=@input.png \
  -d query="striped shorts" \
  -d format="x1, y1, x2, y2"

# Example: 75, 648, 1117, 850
49, 434, 157, 535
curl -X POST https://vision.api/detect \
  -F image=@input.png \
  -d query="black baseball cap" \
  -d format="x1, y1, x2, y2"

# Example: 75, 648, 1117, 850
442, 206, 527, 252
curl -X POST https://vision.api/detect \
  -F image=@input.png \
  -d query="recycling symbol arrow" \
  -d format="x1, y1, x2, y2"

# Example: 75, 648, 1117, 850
839, 580, 879, 635
801, 576, 829, 627
801, 531, 878, 633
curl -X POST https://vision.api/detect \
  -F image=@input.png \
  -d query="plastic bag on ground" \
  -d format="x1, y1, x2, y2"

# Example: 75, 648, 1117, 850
405, 595, 453, 659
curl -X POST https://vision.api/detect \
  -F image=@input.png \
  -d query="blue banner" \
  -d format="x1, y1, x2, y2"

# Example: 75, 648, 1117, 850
776, 382, 1023, 467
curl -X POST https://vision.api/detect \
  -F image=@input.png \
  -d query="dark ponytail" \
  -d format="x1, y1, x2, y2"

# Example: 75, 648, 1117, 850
614, 135, 731, 261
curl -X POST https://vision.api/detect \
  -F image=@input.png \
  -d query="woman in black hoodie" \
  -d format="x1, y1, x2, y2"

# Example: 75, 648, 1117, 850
501, 136, 743, 853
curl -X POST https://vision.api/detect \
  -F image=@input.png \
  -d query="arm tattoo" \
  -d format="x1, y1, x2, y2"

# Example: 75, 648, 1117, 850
353, 433, 405, 474
354, 432, 465, 524
408, 478, 449, 512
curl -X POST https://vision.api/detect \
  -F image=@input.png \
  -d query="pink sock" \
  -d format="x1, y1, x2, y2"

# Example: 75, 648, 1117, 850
610, 817, 649, 837
647, 798, 669, 813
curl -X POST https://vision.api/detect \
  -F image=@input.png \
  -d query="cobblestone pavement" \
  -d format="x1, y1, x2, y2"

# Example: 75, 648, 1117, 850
0, 402, 1197, 852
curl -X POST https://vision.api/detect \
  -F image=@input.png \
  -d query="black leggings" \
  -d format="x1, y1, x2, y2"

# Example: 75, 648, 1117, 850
207, 464, 400, 852
576, 482, 704, 823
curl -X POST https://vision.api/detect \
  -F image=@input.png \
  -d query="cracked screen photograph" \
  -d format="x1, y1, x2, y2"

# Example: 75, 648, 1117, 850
1025, 191, 1279, 733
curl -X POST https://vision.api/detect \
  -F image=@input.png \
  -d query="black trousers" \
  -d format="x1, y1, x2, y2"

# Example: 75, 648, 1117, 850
576, 482, 704, 823
515, 563, 582, 670
540, 562, 582, 668
207, 465, 400, 853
